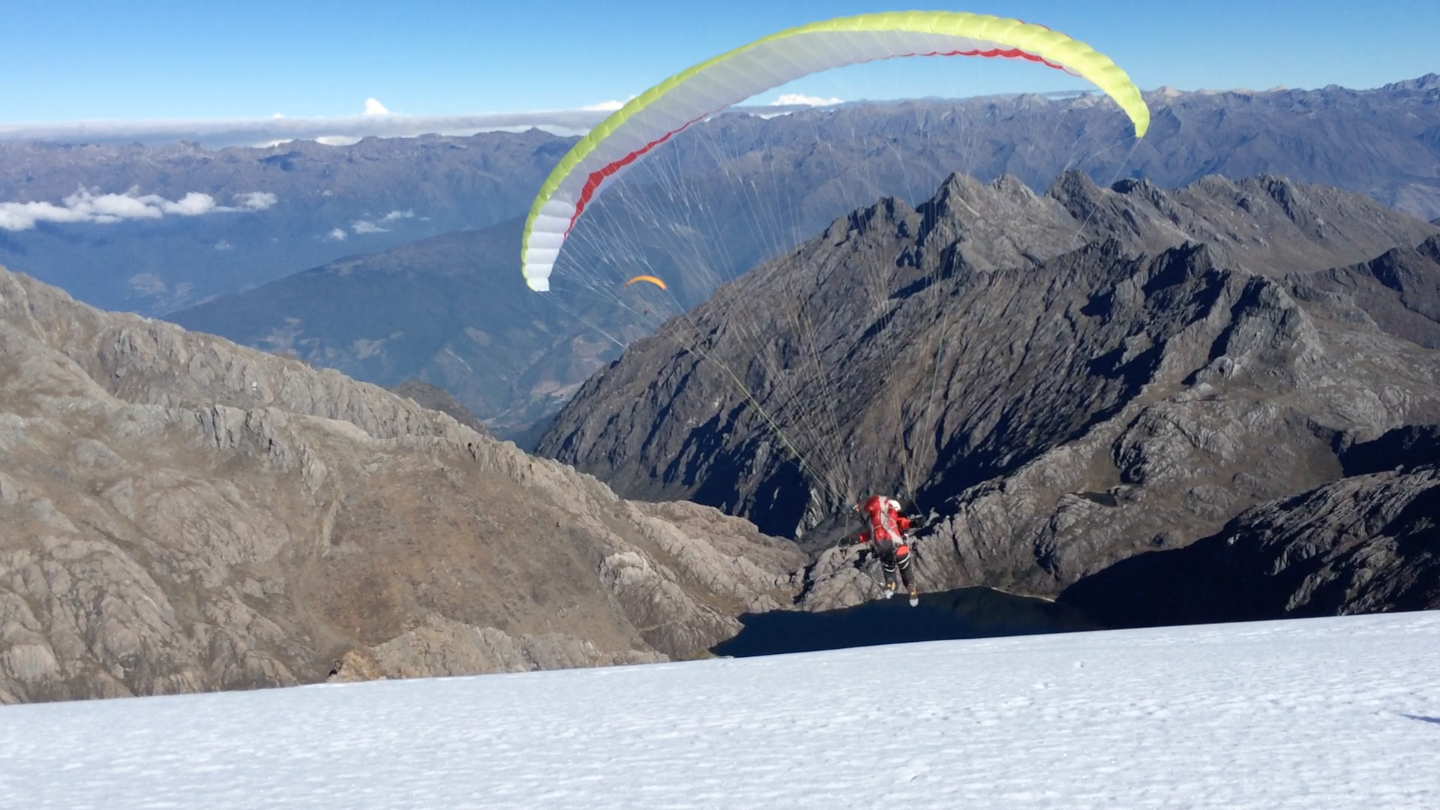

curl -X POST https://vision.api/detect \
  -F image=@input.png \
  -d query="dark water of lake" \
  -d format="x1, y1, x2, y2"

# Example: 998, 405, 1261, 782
711, 587, 1103, 658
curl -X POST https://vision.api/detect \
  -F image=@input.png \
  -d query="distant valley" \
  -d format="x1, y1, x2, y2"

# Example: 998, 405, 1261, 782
0, 130, 575, 313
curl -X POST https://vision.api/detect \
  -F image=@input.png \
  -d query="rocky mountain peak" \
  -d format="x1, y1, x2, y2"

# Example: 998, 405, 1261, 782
1044, 168, 1107, 210
914, 172, 1078, 270
1382, 73, 1440, 93
538, 173, 1440, 618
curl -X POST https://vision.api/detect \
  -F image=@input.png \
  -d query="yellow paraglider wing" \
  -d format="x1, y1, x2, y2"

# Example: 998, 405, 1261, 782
520, 11, 1150, 291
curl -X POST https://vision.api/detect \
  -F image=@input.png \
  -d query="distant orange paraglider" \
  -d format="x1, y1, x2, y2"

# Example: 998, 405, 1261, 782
624, 275, 667, 291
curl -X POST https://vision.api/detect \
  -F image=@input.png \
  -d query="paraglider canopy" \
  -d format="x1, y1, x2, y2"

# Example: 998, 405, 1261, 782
624, 275, 668, 291
520, 10, 1150, 292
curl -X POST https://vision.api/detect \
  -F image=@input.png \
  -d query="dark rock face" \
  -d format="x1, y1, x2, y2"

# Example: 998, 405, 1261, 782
0, 263, 804, 704
537, 170, 1440, 616
1341, 424, 1440, 475
1058, 460, 1440, 627
1290, 236, 1440, 349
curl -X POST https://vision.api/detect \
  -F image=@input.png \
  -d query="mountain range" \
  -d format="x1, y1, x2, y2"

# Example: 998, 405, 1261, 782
5, 170, 1438, 703
152, 77, 1440, 437
537, 169, 1440, 619
5, 77, 1440, 704
0, 130, 574, 313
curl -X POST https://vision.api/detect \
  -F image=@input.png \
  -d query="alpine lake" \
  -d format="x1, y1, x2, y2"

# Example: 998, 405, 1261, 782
712, 587, 1102, 658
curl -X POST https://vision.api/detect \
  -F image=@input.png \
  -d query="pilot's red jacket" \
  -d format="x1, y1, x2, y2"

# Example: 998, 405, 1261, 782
857, 495, 911, 546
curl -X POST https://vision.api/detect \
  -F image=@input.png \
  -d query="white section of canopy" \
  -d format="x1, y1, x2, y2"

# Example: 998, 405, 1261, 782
522, 28, 1084, 292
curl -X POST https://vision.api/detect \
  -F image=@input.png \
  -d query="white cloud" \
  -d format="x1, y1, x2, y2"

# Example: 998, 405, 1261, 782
0, 187, 277, 231
214, 239, 234, 251
164, 192, 218, 216
347, 211, 415, 234
128, 273, 167, 295
233, 191, 277, 211
582, 100, 626, 111
126, 274, 193, 307
315, 135, 363, 146
79, 190, 167, 222
364, 98, 389, 116
0, 201, 86, 230
773, 93, 843, 107
325, 228, 347, 241
351, 220, 387, 234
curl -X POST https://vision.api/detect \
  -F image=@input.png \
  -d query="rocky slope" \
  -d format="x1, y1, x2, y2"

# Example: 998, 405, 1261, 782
388, 381, 491, 438
536, 171, 1440, 614
0, 263, 803, 704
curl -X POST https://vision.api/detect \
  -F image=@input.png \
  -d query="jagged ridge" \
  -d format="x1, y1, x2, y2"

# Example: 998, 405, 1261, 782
537, 170, 1440, 613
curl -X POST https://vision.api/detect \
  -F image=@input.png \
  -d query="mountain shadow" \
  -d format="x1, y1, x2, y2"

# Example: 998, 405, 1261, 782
713, 587, 1100, 658
1058, 447, 1440, 628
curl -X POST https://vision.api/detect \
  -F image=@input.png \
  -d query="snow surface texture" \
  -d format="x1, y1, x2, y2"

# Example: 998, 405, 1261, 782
3, 612, 1438, 809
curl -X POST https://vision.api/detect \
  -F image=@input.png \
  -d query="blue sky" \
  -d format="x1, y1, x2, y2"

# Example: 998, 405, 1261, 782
2, 0, 1437, 124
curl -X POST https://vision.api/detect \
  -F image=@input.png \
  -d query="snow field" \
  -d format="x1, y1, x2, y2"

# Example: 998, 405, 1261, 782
1, 611, 1437, 809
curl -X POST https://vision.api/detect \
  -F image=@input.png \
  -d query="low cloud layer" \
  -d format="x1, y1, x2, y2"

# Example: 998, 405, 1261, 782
0, 188, 278, 231
126, 272, 195, 310
581, 96, 641, 112
0, 101, 815, 149
0, 110, 618, 149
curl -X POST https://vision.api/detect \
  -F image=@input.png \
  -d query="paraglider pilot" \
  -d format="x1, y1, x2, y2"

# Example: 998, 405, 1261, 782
842, 495, 920, 601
